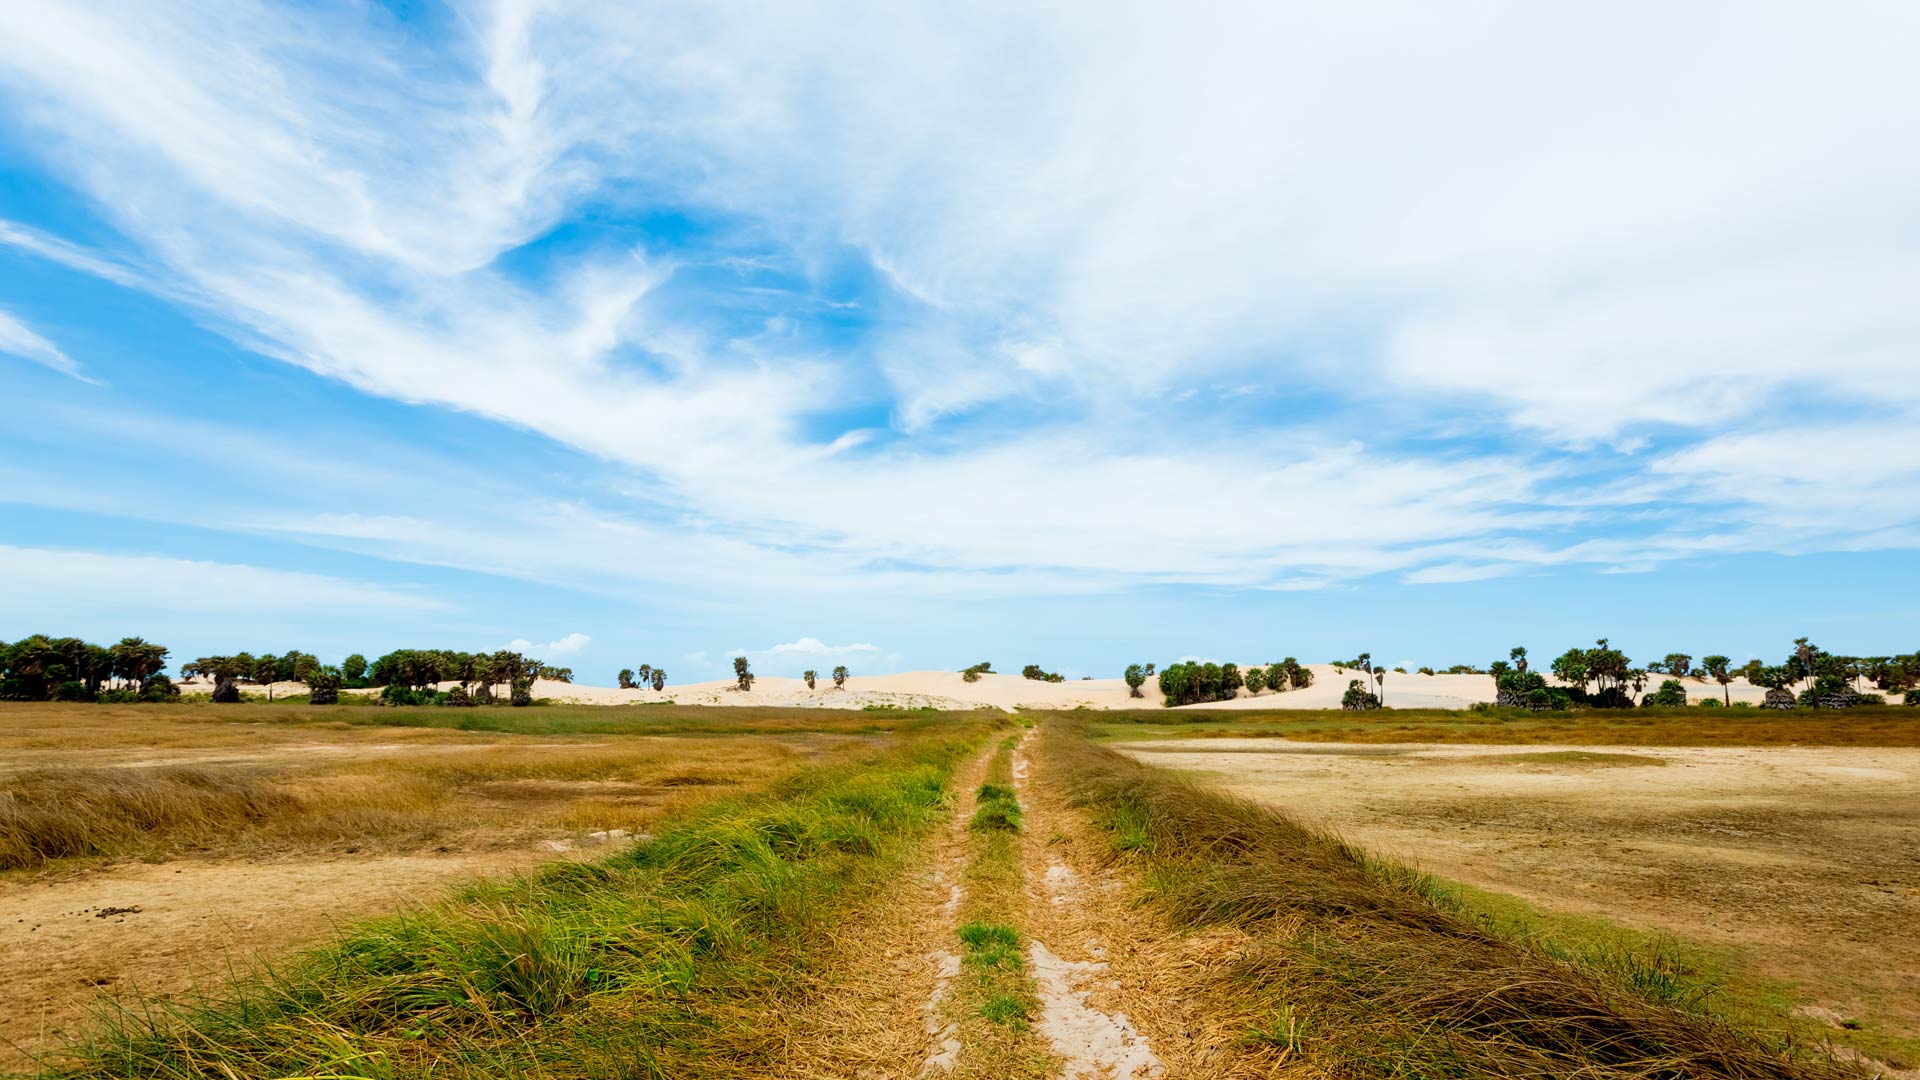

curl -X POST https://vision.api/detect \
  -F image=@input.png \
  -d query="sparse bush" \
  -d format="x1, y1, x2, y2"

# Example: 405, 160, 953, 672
961, 661, 994, 683
1341, 680, 1381, 710
1021, 664, 1065, 683
306, 667, 342, 706
1643, 679, 1687, 708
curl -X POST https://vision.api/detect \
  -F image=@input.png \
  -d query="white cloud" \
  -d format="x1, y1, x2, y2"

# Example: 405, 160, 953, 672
0, 545, 446, 616
762, 637, 881, 658
0, 0, 1914, 591
0, 308, 94, 383
505, 632, 591, 657
720, 637, 888, 677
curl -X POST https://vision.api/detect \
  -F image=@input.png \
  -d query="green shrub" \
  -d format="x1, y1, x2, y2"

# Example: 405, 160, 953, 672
1643, 679, 1687, 707
53, 680, 93, 702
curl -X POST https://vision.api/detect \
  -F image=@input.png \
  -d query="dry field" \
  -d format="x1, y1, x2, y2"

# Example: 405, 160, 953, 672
1113, 736, 1920, 1068
0, 702, 906, 1070
5, 701, 1903, 1079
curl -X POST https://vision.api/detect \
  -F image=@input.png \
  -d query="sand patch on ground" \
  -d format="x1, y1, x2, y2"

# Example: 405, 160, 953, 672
1116, 739, 1920, 1054
0, 847, 568, 1070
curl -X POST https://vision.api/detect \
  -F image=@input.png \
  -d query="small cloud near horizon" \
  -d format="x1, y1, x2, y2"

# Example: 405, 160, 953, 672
507, 632, 591, 657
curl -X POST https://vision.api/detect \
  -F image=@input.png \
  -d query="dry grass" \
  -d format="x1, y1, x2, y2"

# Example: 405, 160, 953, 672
1, 767, 302, 870
1041, 720, 1864, 1080
1077, 705, 1920, 748
0, 702, 943, 874
37, 721, 1001, 1080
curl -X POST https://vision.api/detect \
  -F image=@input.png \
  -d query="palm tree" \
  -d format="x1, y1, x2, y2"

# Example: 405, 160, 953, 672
803, 669, 818, 690
1702, 655, 1733, 705
111, 637, 167, 692
651, 668, 667, 691
638, 664, 654, 687
1373, 667, 1385, 704
618, 668, 635, 689
832, 665, 849, 689
733, 656, 754, 691
1511, 646, 1529, 674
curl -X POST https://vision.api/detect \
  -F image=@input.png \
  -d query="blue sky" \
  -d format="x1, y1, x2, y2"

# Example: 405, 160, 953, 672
1, 1, 1916, 683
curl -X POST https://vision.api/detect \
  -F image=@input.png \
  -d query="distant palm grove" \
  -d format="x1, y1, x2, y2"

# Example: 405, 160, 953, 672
3, 632, 1916, 708
0, 635, 574, 707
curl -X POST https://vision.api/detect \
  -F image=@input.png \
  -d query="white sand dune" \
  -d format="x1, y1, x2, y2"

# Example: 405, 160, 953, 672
181, 665, 1773, 710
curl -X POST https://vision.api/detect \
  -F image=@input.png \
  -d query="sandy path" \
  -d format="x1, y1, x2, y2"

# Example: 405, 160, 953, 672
0, 847, 575, 1070
776, 744, 998, 1078
1117, 739, 1920, 1051
1014, 735, 1287, 1079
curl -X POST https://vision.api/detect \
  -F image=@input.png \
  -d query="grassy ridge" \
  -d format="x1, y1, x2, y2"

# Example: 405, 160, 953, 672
948, 733, 1051, 1079
39, 718, 1002, 1080
1040, 721, 1860, 1080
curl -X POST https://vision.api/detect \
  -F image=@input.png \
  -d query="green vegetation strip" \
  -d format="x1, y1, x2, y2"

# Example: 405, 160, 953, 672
41, 720, 1001, 1080
947, 733, 1050, 1079
1041, 720, 1857, 1080
1073, 704, 1920, 748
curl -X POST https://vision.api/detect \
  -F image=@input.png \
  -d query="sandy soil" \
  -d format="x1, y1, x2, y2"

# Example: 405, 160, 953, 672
0, 845, 617, 1070
1115, 739, 1920, 1052
184, 666, 1782, 711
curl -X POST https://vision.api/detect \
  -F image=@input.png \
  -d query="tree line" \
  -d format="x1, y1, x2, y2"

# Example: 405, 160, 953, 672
1151, 658, 1314, 707
0, 634, 175, 702
1488, 639, 1920, 710
1, 635, 577, 707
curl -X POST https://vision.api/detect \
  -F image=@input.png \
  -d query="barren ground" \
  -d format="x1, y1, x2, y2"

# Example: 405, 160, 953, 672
1114, 739, 1920, 1058
0, 706, 873, 1071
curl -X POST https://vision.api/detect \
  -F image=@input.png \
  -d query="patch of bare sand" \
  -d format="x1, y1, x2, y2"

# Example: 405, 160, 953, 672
1116, 739, 1920, 1057
1017, 738, 1292, 1079
0, 846, 576, 1070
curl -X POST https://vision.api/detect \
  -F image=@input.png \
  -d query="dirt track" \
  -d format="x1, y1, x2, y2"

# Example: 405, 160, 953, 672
1115, 739, 1920, 1052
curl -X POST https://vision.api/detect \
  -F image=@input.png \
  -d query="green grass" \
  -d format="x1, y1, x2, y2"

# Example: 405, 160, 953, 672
941, 738, 1050, 1078
36, 719, 1002, 1079
969, 781, 1024, 833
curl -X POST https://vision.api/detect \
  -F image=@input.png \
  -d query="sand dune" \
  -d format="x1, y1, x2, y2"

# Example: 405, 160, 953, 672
183, 666, 1774, 711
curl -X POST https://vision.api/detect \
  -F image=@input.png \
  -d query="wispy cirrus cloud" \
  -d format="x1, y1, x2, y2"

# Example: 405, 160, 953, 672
0, 0, 1915, 603
0, 308, 95, 383
0, 544, 447, 616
